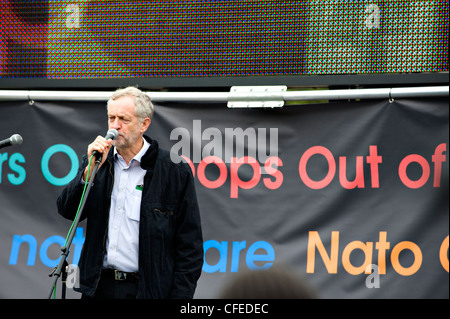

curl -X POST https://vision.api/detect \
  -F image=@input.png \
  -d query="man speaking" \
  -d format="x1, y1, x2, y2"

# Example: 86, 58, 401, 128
57, 87, 203, 299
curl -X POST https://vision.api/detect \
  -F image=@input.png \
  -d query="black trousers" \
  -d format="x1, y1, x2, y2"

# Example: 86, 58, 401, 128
82, 269, 138, 299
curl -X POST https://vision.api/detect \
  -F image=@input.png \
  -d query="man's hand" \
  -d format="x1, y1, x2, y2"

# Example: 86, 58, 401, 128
83, 136, 113, 181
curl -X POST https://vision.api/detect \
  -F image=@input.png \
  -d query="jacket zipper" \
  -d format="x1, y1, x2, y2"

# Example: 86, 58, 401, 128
93, 159, 114, 294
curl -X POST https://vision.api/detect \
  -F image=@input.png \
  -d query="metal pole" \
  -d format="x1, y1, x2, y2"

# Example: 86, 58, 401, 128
0, 86, 448, 104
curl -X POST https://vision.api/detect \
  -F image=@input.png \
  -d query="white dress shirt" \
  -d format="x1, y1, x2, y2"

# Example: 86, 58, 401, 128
103, 138, 150, 272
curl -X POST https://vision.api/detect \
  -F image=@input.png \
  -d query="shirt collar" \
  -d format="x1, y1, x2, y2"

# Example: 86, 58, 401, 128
114, 137, 151, 165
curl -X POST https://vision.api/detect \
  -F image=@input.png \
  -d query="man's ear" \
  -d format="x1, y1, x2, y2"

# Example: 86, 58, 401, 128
141, 117, 151, 133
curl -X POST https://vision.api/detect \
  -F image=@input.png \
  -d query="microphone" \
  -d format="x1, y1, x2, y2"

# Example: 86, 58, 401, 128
92, 129, 119, 160
0, 134, 23, 150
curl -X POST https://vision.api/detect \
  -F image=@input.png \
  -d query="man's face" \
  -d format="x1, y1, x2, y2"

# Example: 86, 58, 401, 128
107, 96, 149, 150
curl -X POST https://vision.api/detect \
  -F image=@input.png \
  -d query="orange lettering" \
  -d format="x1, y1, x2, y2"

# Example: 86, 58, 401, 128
391, 241, 422, 276
375, 231, 390, 275
439, 235, 449, 273
342, 241, 373, 275
307, 231, 339, 274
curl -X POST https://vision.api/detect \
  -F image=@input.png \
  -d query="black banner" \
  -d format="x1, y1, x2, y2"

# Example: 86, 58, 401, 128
0, 98, 448, 298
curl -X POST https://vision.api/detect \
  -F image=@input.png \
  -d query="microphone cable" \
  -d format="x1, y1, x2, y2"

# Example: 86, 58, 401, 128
51, 154, 95, 299
64, 154, 94, 247
50, 129, 117, 299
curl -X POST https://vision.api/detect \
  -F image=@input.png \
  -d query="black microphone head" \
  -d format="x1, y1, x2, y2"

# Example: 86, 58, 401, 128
10, 134, 23, 145
105, 129, 119, 141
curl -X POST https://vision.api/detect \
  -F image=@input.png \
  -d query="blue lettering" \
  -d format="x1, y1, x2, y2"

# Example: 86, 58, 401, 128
41, 144, 78, 186
9, 228, 85, 267
231, 241, 246, 272
9, 234, 37, 266
8, 153, 26, 185
203, 240, 275, 273
0, 153, 8, 183
71, 227, 85, 265
9, 232, 274, 273
246, 240, 275, 270
0, 152, 26, 185
203, 240, 228, 273
40, 235, 66, 268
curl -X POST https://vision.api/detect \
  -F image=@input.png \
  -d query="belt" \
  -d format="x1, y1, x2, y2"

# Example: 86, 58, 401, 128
102, 268, 139, 283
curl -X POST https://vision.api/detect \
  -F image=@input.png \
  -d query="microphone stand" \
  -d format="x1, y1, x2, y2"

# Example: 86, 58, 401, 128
48, 155, 102, 299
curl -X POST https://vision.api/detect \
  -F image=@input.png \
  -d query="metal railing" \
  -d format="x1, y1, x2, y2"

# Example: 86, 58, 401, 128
0, 86, 448, 108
